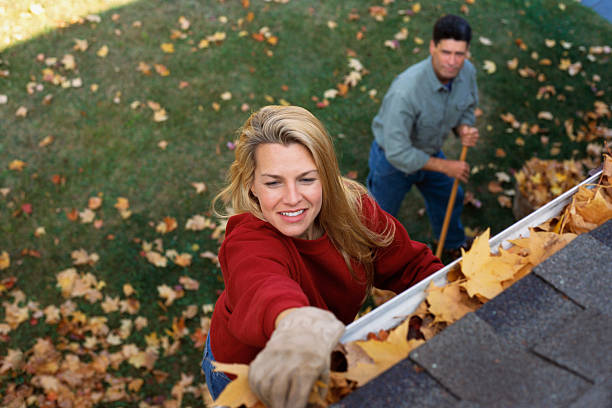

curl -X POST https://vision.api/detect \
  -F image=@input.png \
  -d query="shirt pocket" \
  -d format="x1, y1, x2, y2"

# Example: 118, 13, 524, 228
414, 118, 440, 146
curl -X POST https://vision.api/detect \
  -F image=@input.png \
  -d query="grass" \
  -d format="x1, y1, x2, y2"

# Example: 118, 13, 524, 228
1, 0, 611, 406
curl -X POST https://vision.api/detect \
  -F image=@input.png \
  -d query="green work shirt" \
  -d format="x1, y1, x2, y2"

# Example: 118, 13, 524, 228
372, 56, 478, 174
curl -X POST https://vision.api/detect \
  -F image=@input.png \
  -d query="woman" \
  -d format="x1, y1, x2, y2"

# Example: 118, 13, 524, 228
201, 105, 443, 407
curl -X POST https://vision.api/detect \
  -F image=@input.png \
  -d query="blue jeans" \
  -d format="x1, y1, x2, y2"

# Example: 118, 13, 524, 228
201, 332, 232, 400
367, 140, 466, 250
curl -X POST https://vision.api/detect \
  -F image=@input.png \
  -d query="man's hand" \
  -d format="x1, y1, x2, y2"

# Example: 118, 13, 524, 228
248, 307, 345, 408
423, 157, 470, 182
458, 124, 479, 147
444, 159, 470, 182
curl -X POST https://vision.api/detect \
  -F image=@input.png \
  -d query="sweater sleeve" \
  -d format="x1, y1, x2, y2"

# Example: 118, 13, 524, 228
220, 223, 310, 348
362, 195, 444, 292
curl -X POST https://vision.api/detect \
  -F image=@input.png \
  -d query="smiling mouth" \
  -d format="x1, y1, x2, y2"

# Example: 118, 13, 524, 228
280, 209, 305, 217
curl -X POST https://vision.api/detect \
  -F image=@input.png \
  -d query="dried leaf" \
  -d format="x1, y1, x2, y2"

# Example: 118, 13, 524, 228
213, 362, 261, 407
345, 318, 424, 385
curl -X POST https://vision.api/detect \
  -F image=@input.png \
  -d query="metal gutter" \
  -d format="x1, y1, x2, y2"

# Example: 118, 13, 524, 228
341, 170, 603, 343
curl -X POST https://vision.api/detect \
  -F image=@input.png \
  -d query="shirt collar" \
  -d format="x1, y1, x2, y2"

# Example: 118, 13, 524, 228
426, 55, 463, 93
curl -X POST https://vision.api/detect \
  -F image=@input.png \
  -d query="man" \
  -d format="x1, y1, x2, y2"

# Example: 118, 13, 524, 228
367, 14, 479, 257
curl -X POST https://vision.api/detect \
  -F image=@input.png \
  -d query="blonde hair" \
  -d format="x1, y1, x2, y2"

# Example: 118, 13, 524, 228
213, 105, 395, 285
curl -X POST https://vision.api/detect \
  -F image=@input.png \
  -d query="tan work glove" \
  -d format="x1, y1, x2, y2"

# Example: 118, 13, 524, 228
248, 306, 345, 408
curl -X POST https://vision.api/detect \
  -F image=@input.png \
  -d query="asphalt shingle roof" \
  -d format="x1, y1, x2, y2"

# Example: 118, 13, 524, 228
334, 219, 612, 408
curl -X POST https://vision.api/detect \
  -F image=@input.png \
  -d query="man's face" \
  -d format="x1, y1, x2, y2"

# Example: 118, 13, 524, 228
429, 39, 469, 84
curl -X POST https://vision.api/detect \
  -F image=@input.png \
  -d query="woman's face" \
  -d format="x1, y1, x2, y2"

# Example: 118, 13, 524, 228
250, 143, 323, 240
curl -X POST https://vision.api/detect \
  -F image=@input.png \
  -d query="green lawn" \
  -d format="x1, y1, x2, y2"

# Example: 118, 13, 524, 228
1, 0, 610, 406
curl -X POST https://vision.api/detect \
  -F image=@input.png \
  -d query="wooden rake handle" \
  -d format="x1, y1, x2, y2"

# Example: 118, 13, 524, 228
435, 145, 468, 259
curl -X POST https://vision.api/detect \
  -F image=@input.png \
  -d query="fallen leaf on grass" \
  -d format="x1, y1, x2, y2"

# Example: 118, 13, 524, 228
88, 197, 102, 210
146, 251, 167, 267
179, 276, 199, 290
191, 182, 207, 194
479, 36, 492, 46
158, 284, 181, 306
161, 43, 175, 53
71, 249, 99, 266
38, 135, 55, 147
172, 253, 192, 267
488, 181, 503, 193
156, 217, 178, 234
97, 45, 109, 58
497, 195, 512, 208
9, 160, 26, 171
483, 60, 496, 74
0, 251, 10, 270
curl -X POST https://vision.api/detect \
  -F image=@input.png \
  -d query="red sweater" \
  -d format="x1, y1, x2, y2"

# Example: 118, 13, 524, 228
210, 195, 443, 365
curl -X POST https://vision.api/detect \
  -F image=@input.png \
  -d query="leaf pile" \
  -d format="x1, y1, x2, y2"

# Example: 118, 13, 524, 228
212, 154, 612, 407
514, 157, 584, 210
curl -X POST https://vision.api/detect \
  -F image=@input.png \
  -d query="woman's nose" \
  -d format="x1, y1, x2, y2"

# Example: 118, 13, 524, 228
283, 184, 301, 205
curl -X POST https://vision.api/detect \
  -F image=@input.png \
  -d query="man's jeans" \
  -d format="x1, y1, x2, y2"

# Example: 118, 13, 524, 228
367, 140, 466, 250
201, 332, 231, 400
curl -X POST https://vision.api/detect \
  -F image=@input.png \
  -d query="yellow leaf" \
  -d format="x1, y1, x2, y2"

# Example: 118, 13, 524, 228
114, 197, 130, 211
56, 268, 78, 297
507, 57, 518, 70
137, 61, 152, 75
161, 43, 175, 53
0, 251, 10, 270
212, 362, 261, 408
483, 60, 496, 74
345, 318, 424, 385
88, 196, 102, 210
38, 135, 54, 147
97, 45, 109, 58
128, 378, 144, 392
15, 106, 28, 117
459, 229, 526, 301
101, 296, 120, 313
71, 249, 99, 265
9, 160, 26, 171
153, 109, 168, 122
576, 188, 612, 226
509, 228, 576, 268
146, 251, 168, 267
154, 64, 170, 76
173, 253, 192, 267
426, 281, 480, 324
73, 38, 89, 52
178, 16, 190, 30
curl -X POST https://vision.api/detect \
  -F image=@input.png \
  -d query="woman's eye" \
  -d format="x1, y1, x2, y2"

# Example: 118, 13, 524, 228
301, 178, 316, 183
264, 181, 279, 187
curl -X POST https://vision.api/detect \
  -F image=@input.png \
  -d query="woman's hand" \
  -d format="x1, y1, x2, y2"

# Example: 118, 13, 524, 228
248, 307, 345, 408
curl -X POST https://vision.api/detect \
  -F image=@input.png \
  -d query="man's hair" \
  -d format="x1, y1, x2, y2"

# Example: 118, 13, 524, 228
433, 14, 471, 45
